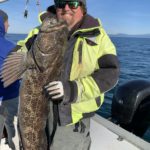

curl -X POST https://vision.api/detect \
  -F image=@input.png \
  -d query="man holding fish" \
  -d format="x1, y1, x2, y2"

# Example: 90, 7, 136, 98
45, 0, 120, 150
1, 0, 119, 149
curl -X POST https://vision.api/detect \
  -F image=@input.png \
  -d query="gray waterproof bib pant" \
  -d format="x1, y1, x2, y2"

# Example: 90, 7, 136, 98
2, 97, 18, 150
0, 105, 7, 142
48, 101, 91, 150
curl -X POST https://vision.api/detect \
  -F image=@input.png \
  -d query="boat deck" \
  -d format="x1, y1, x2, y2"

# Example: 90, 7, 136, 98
1, 115, 150, 150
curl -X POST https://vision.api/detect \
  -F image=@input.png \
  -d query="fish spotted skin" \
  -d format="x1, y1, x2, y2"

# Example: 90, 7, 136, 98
1, 15, 68, 150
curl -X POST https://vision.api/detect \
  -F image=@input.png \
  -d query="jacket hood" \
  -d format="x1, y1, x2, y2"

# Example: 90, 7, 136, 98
0, 16, 5, 37
80, 14, 99, 29
68, 14, 100, 39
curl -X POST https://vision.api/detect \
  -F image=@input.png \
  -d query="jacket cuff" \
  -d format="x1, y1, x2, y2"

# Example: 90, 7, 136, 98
62, 81, 78, 104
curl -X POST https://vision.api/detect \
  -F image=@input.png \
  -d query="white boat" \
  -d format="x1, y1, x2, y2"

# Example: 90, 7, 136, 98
0, 0, 150, 149
90, 114, 150, 150
1, 114, 150, 150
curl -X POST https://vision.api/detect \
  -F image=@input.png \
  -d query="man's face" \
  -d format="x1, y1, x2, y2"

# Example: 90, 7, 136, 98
4, 19, 9, 33
55, 1, 84, 30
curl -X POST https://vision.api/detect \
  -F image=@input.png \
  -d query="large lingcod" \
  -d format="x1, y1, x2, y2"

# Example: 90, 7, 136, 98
1, 14, 68, 150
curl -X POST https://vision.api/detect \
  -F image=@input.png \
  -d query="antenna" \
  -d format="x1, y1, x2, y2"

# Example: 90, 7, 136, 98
24, 0, 29, 18
0, 0, 8, 3
23, 0, 41, 18
36, 0, 41, 13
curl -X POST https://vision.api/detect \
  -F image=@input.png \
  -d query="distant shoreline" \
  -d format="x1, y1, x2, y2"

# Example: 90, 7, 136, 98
8, 33, 27, 36
109, 34, 150, 38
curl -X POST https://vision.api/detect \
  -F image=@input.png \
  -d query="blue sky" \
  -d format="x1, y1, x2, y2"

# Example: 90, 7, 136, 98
0, 0, 150, 34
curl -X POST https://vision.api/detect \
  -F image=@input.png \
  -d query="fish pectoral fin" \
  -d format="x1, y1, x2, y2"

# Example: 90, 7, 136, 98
0, 52, 27, 87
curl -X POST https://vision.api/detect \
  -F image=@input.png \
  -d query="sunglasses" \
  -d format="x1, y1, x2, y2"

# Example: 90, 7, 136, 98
55, 1, 81, 9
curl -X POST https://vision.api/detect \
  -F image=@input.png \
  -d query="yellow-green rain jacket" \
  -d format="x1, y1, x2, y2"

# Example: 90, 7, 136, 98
14, 11, 47, 52
59, 14, 120, 126
14, 12, 119, 126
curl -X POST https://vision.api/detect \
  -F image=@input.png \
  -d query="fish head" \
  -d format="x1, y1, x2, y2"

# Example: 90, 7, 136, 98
36, 14, 68, 54
40, 14, 67, 34
32, 14, 68, 71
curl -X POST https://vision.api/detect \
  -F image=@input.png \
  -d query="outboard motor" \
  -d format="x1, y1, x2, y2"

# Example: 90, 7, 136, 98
111, 80, 150, 138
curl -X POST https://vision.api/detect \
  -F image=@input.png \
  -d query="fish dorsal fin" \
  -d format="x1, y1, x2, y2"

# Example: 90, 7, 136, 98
0, 52, 27, 87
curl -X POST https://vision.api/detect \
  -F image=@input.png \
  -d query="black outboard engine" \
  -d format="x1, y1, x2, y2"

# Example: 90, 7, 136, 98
111, 80, 150, 138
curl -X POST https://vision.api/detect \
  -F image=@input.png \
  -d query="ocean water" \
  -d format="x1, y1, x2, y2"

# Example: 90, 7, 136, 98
99, 36, 150, 142
99, 36, 150, 116
6, 34, 150, 142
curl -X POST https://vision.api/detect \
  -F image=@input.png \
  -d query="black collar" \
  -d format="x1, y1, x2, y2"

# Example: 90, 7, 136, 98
69, 14, 100, 39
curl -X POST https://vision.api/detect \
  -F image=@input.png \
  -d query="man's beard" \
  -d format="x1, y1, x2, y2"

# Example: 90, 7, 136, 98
61, 11, 74, 27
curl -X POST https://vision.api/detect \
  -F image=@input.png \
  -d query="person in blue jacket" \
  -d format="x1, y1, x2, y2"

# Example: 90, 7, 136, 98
0, 9, 20, 150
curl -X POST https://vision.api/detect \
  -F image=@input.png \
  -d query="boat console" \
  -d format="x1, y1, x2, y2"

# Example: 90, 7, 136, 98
111, 80, 150, 138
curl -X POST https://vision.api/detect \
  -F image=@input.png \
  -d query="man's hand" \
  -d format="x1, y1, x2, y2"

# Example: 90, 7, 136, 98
45, 81, 64, 100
